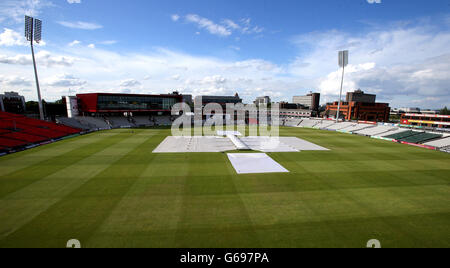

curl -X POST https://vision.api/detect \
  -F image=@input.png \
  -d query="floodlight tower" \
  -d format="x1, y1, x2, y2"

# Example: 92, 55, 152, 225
25, 16, 45, 120
336, 50, 348, 123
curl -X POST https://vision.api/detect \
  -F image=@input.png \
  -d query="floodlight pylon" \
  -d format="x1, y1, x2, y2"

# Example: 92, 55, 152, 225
24, 16, 44, 120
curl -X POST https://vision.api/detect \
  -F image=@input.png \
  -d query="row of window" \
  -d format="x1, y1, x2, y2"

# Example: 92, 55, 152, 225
402, 116, 450, 122
97, 96, 178, 110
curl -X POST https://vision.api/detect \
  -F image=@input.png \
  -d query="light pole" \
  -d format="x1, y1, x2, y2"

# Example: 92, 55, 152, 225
25, 16, 45, 120
336, 50, 348, 123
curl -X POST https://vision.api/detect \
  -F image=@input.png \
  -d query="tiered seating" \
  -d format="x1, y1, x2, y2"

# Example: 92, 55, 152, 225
0, 132, 47, 143
133, 116, 154, 127
0, 129, 11, 135
400, 133, 443, 144
0, 137, 28, 148
380, 128, 410, 138
424, 137, 450, 148
354, 125, 398, 136
106, 117, 135, 128
20, 124, 68, 139
57, 117, 89, 130
0, 111, 81, 150
283, 118, 302, 127
154, 116, 172, 126
339, 124, 373, 133
326, 122, 354, 131
76, 116, 111, 129
314, 120, 336, 129
385, 130, 420, 140
298, 119, 320, 128
0, 112, 21, 119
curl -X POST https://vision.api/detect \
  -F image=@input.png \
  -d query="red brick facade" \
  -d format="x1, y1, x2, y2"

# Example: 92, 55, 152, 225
326, 101, 391, 122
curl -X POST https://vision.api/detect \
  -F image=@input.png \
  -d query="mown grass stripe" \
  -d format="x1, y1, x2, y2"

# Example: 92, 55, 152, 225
0, 132, 111, 177
172, 152, 261, 248
0, 132, 130, 198
0, 133, 152, 241
0, 134, 157, 248
0, 127, 448, 248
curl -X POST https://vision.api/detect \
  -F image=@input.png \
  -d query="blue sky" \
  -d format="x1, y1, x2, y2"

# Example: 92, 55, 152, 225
0, 0, 449, 108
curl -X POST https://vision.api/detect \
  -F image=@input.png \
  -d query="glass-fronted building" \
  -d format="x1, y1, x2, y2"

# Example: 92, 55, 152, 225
77, 93, 182, 114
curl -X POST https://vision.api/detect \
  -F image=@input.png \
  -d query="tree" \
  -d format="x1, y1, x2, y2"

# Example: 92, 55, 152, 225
441, 107, 450, 115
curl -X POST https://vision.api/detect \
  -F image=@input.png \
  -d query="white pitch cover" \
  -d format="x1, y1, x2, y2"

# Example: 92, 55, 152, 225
217, 131, 243, 136
227, 153, 289, 174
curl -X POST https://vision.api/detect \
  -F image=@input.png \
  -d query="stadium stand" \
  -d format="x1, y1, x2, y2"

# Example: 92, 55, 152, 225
153, 116, 173, 126
283, 118, 302, 127
354, 125, 398, 136
339, 124, 373, 133
133, 116, 154, 127
298, 119, 320, 128
384, 130, 420, 140
326, 122, 354, 131
77, 116, 111, 130
380, 128, 410, 138
400, 132, 443, 144
0, 111, 81, 151
0, 137, 28, 148
314, 120, 336, 129
441, 146, 450, 153
106, 116, 135, 128
57, 117, 90, 130
0, 131, 47, 143
424, 137, 450, 148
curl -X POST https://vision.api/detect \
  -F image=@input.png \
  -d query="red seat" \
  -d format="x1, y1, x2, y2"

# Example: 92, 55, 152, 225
0, 111, 24, 119
0, 120, 16, 129
0, 132, 47, 143
0, 137, 28, 148
0, 129, 12, 135
0, 111, 81, 149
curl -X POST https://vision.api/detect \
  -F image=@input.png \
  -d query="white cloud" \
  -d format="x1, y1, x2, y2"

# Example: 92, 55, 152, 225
0, 50, 76, 67
0, 28, 27, 46
87, 44, 95, 49
176, 14, 264, 37
240, 18, 264, 34
0, 75, 32, 86
57, 21, 103, 30
229, 46, 241, 51
222, 19, 240, 30
67, 0, 81, 3
99, 40, 117, 45
289, 22, 450, 107
185, 14, 231, 37
46, 74, 86, 87
171, 14, 180, 22
0, 17, 448, 109
0, 0, 53, 23
120, 79, 141, 88
68, 40, 81, 47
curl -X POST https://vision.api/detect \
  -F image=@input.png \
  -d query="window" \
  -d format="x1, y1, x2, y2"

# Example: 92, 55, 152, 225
97, 95, 178, 111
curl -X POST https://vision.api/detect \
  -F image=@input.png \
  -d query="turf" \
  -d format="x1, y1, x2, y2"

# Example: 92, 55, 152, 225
0, 127, 449, 248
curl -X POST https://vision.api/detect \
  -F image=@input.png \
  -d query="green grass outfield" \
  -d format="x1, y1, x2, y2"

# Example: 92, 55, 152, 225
0, 127, 449, 248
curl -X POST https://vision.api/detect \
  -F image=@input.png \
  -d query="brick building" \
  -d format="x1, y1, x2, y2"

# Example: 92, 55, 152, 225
325, 90, 390, 122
